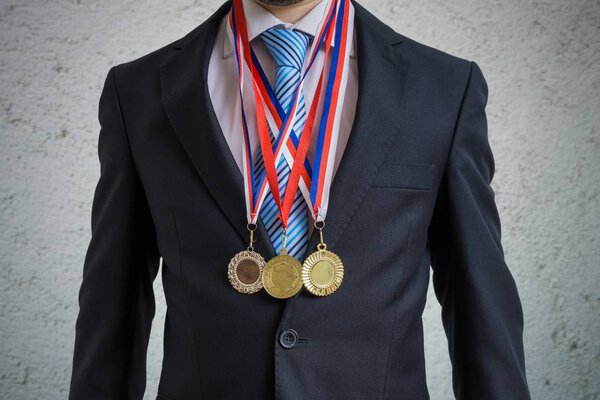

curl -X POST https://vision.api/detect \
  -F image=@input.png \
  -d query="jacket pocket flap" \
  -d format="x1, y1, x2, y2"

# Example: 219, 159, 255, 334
370, 163, 436, 190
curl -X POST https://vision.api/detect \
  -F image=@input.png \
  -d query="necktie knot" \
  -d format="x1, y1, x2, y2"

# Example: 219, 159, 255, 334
261, 27, 310, 71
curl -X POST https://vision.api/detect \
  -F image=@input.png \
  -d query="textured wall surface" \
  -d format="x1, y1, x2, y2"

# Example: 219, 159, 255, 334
1, 0, 598, 399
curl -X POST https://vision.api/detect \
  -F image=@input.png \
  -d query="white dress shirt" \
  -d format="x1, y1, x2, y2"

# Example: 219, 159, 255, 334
207, 0, 358, 232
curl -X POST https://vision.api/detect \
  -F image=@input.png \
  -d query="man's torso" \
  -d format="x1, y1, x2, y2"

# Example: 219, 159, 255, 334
108, 1, 473, 398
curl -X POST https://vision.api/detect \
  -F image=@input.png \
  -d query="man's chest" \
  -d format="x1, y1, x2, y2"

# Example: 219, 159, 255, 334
206, 23, 359, 181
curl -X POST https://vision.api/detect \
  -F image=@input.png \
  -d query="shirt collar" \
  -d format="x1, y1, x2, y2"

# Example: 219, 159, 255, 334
222, 0, 355, 59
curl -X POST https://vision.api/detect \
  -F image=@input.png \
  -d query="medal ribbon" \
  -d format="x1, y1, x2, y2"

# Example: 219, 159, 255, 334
309, 0, 353, 222
229, 0, 353, 227
245, 10, 335, 212
229, 0, 335, 225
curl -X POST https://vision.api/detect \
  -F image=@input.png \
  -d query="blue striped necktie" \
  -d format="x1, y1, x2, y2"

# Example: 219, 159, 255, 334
253, 27, 310, 260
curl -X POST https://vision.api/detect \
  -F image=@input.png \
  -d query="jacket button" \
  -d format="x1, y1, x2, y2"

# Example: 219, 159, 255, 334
279, 329, 298, 349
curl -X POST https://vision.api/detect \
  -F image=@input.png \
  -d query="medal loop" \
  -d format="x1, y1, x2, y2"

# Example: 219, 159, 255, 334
315, 221, 327, 250
280, 228, 289, 254
247, 223, 257, 251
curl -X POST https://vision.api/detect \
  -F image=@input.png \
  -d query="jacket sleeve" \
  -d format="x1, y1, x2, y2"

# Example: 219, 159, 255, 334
68, 66, 160, 400
427, 61, 531, 399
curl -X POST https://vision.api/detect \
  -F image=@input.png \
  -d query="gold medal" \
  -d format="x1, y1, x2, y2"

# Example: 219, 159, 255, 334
262, 253, 303, 299
262, 229, 303, 299
301, 222, 344, 296
228, 224, 265, 294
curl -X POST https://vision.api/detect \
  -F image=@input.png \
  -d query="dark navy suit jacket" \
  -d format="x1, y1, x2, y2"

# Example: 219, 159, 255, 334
68, 1, 531, 399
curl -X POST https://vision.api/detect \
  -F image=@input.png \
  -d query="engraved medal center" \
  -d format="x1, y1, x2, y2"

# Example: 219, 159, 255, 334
236, 259, 261, 284
310, 260, 335, 287
272, 265, 296, 289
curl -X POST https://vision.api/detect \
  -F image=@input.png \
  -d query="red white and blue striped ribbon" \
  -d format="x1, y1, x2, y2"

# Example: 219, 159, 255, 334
309, 0, 354, 222
228, 0, 334, 224
228, 0, 353, 226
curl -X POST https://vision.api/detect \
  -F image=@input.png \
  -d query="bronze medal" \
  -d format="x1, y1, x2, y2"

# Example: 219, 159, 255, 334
228, 249, 265, 294
301, 222, 344, 296
228, 223, 265, 294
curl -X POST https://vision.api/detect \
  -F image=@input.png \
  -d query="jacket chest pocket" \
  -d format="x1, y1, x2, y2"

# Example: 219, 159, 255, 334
369, 162, 436, 190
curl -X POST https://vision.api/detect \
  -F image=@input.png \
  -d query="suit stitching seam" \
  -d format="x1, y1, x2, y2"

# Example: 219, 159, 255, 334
110, 65, 147, 179
438, 61, 475, 189
108, 66, 131, 152
108, 65, 151, 395
111, 65, 161, 250
275, 337, 281, 399
171, 211, 206, 399
382, 214, 414, 399
447, 62, 475, 395
368, 185, 432, 191
383, 163, 436, 168
370, 163, 435, 190
428, 61, 475, 397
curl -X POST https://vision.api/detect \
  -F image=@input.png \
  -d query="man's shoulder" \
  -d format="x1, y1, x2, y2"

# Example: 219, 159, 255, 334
400, 34, 472, 73
354, 1, 474, 80
109, 1, 230, 84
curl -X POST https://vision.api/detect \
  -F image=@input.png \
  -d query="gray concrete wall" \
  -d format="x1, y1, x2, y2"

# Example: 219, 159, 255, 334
1, 0, 598, 399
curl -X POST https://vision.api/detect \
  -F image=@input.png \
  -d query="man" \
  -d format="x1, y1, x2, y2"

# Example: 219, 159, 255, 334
68, 0, 532, 398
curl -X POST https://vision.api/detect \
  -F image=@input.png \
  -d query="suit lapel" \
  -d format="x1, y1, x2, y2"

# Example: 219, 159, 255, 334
160, 1, 276, 257
304, 0, 412, 253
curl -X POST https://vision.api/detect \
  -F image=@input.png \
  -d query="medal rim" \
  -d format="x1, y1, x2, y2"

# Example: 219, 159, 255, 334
262, 254, 304, 299
301, 249, 344, 296
228, 250, 265, 294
